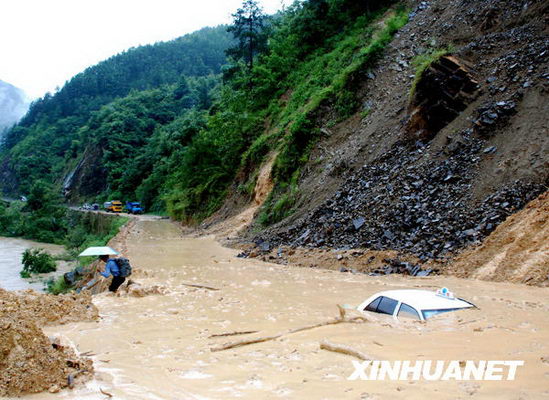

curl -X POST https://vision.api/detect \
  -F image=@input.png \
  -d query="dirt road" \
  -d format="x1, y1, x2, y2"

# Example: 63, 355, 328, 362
20, 218, 549, 400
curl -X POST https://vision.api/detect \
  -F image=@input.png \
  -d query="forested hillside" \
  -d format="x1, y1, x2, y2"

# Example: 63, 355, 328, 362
0, 25, 230, 199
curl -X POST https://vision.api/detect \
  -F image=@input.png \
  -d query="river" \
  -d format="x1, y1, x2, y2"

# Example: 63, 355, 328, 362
15, 219, 549, 400
0, 237, 68, 292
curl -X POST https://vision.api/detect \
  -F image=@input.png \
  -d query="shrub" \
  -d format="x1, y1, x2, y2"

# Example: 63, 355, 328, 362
20, 248, 56, 277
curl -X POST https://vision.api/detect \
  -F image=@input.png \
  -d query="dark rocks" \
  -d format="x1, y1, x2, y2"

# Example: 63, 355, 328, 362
369, 259, 435, 277
353, 217, 365, 230
63, 268, 85, 286
262, 134, 545, 261
474, 99, 517, 135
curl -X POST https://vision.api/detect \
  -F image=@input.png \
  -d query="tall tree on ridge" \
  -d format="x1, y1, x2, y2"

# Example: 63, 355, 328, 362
226, 0, 267, 76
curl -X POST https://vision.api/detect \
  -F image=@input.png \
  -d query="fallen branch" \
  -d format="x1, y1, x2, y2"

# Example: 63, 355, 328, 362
209, 330, 259, 338
100, 387, 113, 398
320, 340, 371, 360
211, 305, 369, 352
181, 283, 220, 291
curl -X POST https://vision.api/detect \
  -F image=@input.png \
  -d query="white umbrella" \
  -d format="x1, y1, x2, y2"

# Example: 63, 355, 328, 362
78, 246, 120, 257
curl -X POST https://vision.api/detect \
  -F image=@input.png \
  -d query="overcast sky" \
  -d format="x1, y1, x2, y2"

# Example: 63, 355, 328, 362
0, 0, 290, 99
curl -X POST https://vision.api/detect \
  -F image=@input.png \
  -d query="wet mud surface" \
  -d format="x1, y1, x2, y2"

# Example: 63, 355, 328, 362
15, 219, 549, 400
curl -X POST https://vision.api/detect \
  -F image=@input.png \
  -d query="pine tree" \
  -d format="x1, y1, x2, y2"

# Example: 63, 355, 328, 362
226, 0, 267, 72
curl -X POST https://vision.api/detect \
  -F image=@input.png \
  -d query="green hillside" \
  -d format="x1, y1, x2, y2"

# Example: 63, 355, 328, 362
0, 0, 404, 220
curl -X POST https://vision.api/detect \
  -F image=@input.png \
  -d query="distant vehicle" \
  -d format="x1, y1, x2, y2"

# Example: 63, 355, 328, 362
81, 203, 92, 210
92, 203, 99, 210
356, 288, 476, 321
110, 200, 123, 213
20, 196, 27, 202
103, 201, 112, 211
125, 201, 143, 214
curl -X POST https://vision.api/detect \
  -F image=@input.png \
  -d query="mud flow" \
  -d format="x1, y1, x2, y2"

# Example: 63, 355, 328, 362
18, 219, 549, 400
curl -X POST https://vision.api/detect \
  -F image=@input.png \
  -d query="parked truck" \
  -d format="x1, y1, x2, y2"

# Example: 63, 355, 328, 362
125, 201, 143, 214
104, 200, 123, 213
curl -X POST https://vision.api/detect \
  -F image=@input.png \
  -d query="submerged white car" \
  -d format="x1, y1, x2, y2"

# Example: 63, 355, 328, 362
357, 288, 476, 321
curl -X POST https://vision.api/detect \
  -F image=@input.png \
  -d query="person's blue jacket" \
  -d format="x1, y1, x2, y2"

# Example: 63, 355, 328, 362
100, 259, 120, 278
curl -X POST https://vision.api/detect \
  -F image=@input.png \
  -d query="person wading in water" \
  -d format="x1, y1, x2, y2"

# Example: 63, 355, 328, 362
99, 255, 126, 292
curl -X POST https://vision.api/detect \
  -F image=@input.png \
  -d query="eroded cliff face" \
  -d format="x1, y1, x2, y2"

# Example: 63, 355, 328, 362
253, 0, 548, 266
62, 144, 108, 202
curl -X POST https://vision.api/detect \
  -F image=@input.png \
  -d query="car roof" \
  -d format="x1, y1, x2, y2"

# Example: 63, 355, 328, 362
369, 289, 473, 311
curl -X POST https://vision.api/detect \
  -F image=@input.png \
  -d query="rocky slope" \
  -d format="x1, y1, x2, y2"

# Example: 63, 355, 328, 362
250, 0, 548, 279
0, 80, 29, 134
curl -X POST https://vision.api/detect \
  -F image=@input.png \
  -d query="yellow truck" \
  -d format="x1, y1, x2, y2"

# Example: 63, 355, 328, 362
104, 200, 123, 213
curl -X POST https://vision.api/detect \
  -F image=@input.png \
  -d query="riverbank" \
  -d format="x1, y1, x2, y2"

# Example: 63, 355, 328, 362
14, 217, 549, 400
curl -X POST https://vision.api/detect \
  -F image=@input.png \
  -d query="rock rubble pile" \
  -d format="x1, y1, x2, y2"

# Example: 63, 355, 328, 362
263, 131, 545, 260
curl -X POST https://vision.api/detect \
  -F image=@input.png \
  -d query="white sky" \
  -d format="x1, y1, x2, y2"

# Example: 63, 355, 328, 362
0, 0, 290, 99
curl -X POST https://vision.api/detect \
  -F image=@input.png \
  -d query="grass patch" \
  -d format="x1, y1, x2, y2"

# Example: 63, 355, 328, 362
46, 276, 72, 295
409, 46, 454, 99
257, 183, 300, 226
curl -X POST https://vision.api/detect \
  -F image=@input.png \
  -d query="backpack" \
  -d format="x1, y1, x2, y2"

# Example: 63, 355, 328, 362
114, 257, 132, 277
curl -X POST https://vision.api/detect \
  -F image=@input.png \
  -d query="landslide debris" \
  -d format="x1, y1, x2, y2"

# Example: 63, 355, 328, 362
253, 0, 548, 271
0, 289, 97, 397
266, 137, 545, 260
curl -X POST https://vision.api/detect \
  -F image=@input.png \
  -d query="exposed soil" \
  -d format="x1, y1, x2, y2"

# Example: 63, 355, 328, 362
200, 152, 276, 241
450, 190, 549, 285
0, 288, 97, 397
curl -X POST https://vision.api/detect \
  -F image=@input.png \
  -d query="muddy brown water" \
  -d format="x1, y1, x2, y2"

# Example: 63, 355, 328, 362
17, 219, 549, 400
0, 237, 68, 292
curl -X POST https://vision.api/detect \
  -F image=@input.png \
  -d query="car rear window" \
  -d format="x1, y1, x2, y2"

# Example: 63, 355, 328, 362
376, 296, 398, 315
397, 303, 420, 320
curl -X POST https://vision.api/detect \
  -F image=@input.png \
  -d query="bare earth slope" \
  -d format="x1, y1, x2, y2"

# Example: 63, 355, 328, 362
451, 190, 549, 285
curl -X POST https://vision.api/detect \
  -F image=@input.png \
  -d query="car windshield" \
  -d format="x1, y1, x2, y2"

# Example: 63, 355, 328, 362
422, 308, 464, 319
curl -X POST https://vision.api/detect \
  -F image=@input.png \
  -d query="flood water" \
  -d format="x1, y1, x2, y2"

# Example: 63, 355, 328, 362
18, 219, 549, 400
0, 237, 66, 292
